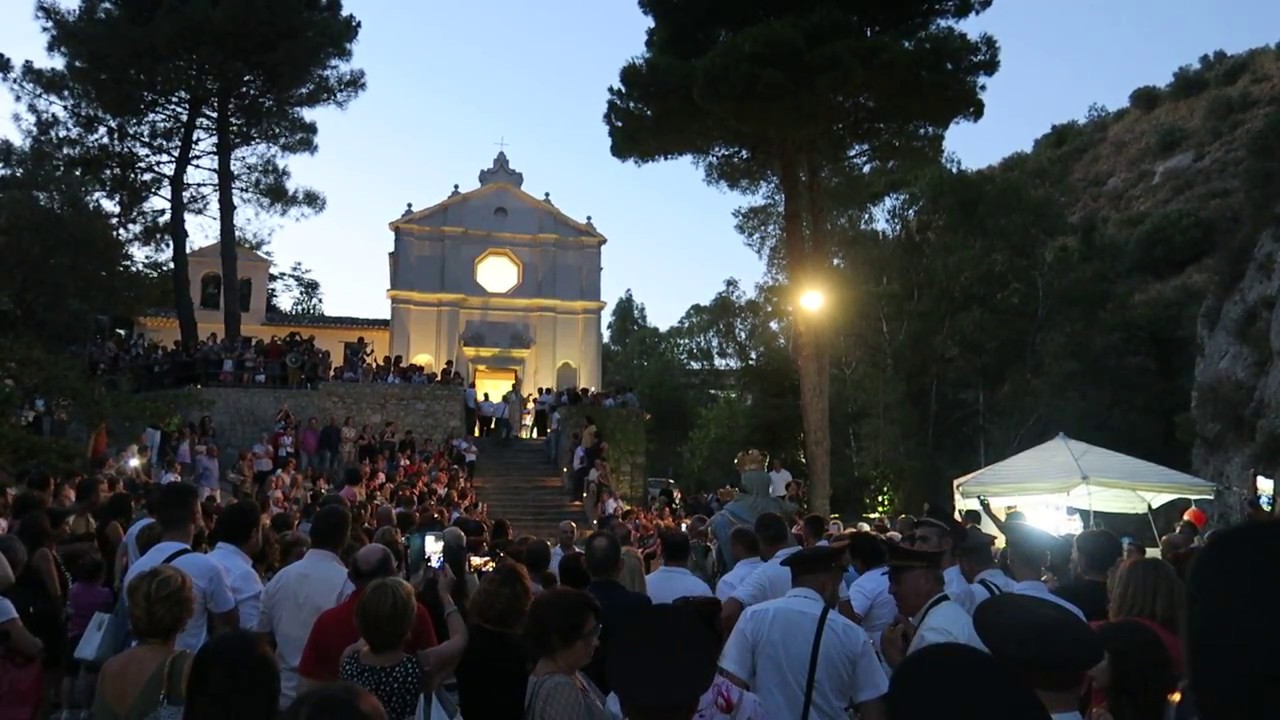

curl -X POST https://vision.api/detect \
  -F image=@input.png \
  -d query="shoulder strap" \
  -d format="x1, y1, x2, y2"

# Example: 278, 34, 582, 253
977, 579, 1002, 597
800, 604, 832, 720
161, 547, 194, 565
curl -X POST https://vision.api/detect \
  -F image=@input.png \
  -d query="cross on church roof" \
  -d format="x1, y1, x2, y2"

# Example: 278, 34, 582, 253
494, 137, 509, 152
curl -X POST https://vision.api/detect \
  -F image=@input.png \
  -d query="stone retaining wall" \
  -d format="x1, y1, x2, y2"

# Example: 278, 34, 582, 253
180, 384, 464, 460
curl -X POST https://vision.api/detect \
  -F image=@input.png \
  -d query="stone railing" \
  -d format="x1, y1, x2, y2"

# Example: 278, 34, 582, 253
169, 383, 465, 462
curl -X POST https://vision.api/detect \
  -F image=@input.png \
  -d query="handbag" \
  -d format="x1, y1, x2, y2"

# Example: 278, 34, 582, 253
142, 652, 186, 720
74, 611, 125, 664
0, 651, 45, 720
414, 690, 462, 720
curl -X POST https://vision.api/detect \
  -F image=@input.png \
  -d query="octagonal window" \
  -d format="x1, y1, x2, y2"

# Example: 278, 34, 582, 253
475, 251, 521, 294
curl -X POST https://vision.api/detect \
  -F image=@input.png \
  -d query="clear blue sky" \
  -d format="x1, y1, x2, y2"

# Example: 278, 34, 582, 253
3, 0, 1280, 328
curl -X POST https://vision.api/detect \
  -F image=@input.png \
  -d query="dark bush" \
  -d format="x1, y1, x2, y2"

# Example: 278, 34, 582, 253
1151, 124, 1190, 155
1168, 65, 1211, 101
1214, 55, 1253, 88
1129, 85, 1163, 112
1126, 207, 1216, 278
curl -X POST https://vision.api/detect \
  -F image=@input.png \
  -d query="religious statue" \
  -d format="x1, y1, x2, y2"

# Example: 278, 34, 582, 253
708, 449, 796, 573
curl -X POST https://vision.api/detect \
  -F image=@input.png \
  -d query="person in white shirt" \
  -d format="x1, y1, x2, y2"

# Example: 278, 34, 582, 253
207, 499, 265, 630
714, 526, 764, 602
909, 516, 971, 598
477, 394, 494, 437
122, 483, 238, 652
1003, 523, 1087, 621
973, 593, 1103, 720
159, 460, 181, 485
121, 512, 155, 567
646, 531, 713, 604
251, 433, 275, 483
720, 544, 888, 720
881, 545, 987, 672
255, 503, 355, 709
549, 521, 577, 580
951, 525, 1017, 614
722, 513, 853, 635
464, 382, 478, 436
845, 532, 898, 649
767, 459, 792, 499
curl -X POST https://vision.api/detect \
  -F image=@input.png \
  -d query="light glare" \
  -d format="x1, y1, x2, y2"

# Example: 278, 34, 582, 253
798, 289, 825, 313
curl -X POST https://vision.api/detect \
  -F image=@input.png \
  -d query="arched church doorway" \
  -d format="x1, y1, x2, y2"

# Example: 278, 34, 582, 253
410, 353, 435, 373
556, 361, 578, 391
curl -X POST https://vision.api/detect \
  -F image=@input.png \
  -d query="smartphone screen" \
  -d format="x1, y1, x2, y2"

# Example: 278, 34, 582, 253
1257, 475, 1275, 513
423, 533, 445, 571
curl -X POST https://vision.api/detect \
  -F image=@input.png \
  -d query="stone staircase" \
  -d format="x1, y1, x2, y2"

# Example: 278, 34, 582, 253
471, 437, 584, 541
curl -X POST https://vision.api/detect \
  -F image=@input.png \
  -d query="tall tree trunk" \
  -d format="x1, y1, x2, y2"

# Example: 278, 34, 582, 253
781, 150, 832, 515
168, 95, 203, 349
214, 88, 241, 341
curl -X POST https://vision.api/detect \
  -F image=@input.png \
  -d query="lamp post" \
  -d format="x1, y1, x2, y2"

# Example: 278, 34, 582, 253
795, 286, 831, 515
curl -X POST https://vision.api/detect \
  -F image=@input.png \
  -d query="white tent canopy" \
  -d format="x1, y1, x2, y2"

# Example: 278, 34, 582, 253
953, 433, 1216, 515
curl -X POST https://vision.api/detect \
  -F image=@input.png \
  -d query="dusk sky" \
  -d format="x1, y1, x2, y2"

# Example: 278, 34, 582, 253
3, 0, 1280, 328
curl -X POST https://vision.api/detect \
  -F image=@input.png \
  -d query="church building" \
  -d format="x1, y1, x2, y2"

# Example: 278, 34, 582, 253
135, 152, 605, 399
388, 151, 605, 400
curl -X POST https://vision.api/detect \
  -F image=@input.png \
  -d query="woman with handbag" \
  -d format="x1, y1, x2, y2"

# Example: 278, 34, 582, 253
92, 566, 194, 720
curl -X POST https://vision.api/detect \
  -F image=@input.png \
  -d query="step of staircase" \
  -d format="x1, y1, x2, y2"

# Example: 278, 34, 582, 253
472, 438, 584, 540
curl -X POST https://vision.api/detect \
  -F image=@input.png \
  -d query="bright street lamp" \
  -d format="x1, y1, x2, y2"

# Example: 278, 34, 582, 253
798, 289, 825, 313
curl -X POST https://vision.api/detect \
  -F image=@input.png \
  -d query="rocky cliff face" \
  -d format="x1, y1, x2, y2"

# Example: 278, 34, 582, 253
1193, 227, 1280, 513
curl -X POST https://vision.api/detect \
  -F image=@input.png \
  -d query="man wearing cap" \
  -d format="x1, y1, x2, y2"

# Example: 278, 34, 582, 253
909, 516, 970, 598
721, 513, 855, 634
1003, 523, 1086, 621
846, 531, 897, 651
951, 525, 1016, 614
973, 593, 1102, 720
881, 544, 986, 671
720, 544, 888, 720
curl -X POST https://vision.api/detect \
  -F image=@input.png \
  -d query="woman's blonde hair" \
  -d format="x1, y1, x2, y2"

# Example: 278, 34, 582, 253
355, 577, 416, 653
127, 565, 194, 642
1109, 557, 1184, 632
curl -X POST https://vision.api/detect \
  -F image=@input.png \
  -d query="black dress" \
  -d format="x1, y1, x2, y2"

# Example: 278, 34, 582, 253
339, 652, 423, 720
455, 623, 530, 719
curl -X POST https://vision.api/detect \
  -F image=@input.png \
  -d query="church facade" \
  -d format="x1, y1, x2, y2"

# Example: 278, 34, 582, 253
135, 152, 605, 396
387, 152, 605, 399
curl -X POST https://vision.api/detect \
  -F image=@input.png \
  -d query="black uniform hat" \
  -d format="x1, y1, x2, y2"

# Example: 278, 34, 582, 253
888, 642, 1051, 720
973, 593, 1103, 679
885, 543, 944, 572
607, 604, 717, 713
955, 526, 998, 557
780, 542, 849, 577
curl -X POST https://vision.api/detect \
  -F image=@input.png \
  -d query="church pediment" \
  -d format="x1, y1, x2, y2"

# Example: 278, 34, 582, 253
390, 153, 605, 243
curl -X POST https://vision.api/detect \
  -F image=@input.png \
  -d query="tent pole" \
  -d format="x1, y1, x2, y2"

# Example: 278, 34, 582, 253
1147, 505, 1160, 546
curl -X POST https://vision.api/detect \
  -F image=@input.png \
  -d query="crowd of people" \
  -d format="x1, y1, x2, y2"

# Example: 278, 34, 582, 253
85, 333, 500, 391
2, 429, 1275, 720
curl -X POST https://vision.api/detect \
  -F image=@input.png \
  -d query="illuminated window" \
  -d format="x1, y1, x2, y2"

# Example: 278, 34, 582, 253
474, 250, 521, 294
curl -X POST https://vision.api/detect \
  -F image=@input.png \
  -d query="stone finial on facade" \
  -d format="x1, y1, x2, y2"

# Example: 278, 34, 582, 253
585, 215, 596, 229
543, 192, 554, 206
403, 202, 413, 216
450, 184, 461, 197
479, 151, 524, 189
